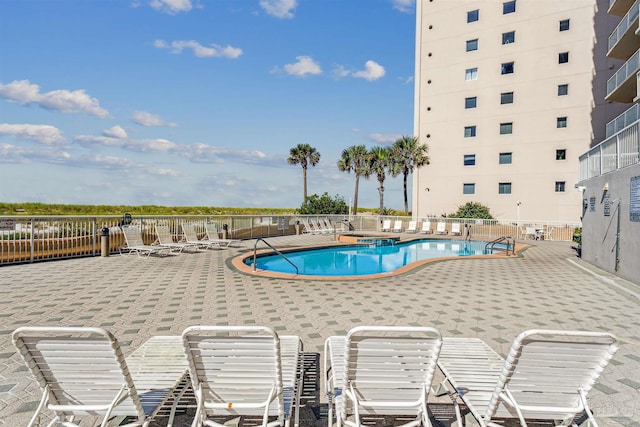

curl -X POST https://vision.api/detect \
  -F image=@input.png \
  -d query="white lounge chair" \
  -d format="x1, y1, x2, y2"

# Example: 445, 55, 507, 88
12, 326, 188, 427
421, 221, 432, 234
381, 219, 392, 232
450, 222, 462, 236
204, 222, 243, 247
155, 224, 200, 253
436, 329, 619, 427
325, 326, 442, 427
435, 222, 447, 234
392, 220, 403, 233
182, 325, 303, 427
181, 222, 221, 250
321, 217, 335, 233
120, 225, 171, 257
523, 226, 538, 240
406, 221, 418, 233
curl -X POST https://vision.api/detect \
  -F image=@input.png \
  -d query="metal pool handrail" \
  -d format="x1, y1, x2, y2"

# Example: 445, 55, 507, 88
485, 236, 515, 256
253, 238, 299, 274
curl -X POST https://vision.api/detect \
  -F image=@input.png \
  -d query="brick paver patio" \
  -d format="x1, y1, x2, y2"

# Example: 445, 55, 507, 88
0, 235, 638, 426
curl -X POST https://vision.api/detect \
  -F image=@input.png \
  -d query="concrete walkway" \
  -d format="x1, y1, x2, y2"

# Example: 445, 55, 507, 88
0, 235, 638, 426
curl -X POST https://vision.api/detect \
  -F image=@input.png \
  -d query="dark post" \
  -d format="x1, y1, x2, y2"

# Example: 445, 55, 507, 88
101, 227, 110, 257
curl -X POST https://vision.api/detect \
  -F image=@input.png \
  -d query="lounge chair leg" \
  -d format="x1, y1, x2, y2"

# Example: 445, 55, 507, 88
579, 388, 599, 427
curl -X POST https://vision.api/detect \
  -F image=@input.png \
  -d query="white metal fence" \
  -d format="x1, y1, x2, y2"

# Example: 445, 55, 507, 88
1, 214, 580, 266
579, 120, 640, 181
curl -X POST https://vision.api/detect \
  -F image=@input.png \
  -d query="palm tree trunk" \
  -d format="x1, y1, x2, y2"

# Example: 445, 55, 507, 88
303, 166, 307, 200
403, 171, 409, 215
353, 175, 359, 214
378, 181, 384, 216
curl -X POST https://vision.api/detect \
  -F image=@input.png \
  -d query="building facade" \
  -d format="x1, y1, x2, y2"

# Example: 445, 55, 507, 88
413, 0, 625, 221
577, 0, 640, 284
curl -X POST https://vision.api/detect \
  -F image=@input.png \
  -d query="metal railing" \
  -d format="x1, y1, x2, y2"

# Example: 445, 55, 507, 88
606, 104, 639, 137
579, 119, 640, 180
485, 237, 515, 256
607, 49, 640, 97
253, 238, 298, 274
608, 0, 639, 52
0, 214, 580, 266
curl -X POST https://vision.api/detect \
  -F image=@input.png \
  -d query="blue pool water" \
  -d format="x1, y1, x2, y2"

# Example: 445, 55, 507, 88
247, 239, 507, 276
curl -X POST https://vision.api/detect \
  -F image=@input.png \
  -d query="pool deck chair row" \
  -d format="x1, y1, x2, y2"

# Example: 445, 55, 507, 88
120, 225, 172, 257
204, 222, 243, 248
13, 325, 304, 427
435, 329, 619, 427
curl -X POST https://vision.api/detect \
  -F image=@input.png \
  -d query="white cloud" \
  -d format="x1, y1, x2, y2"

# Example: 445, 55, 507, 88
332, 65, 350, 79
131, 110, 177, 127
0, 123, 65, 145
260, 0, 297, 19
353, 60, 386, 81
278, 56, 322, 77
102, 125, 127, 139
74, 134, 178, 152
186, 143, 268, 164
333, 61, 386, 81
154, 39, 242, 58
369, 133, 401, 144
0, 80, 110, 118
392, 0, 414, 13
149, 0, 192, 14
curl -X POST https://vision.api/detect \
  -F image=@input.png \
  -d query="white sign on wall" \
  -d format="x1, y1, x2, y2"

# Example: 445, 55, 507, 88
631, 176, 640, 222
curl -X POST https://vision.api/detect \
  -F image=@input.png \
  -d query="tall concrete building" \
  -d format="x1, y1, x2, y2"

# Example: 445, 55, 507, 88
577, 0, 640, 284
412, 0, 625, 221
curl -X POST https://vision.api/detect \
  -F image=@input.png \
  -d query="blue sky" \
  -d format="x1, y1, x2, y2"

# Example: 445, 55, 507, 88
0, 0, 417, 209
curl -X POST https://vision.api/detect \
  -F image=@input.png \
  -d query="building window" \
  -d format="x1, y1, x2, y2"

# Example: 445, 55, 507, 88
500, 92, 514, 104
559, 19, 570, 31
558, 84, 568, 96
503, 1, 516, 14
466, 39, 478, 51
499, 182, 512, 194
557, 117, 567, 128
499, 152, 512, 164
501, 62, 514, 74
465, 67, 478, 81
556, 149, 566, 160
500, 122, 513, 134
465, 96, 477, 109
502, 31, 515, 45
464, 125, 477, 138
558, 52, 569, 64
555, 181, 566, 192
463, 183, 476, 195
467, 9, 479, 23
464, 154, 476, 166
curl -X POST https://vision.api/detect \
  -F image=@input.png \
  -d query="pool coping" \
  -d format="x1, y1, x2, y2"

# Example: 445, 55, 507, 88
230, 235, 530, 281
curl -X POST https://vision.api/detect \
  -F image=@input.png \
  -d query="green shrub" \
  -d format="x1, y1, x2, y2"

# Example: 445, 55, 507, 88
447, 202, 494, 219
298, 193, 348, 215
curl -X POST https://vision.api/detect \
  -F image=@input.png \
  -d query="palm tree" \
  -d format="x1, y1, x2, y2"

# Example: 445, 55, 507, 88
368, 146, 392, 215
287, 144, 321, 201
337, 145, 369, 215
390, 136, 430, 215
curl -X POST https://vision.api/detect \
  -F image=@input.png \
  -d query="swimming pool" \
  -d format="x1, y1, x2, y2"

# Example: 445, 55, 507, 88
245, 239, 511, 277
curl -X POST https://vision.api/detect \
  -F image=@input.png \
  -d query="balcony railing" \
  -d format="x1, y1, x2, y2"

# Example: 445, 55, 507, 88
579, 119, 640, 180
610, 0, 636, 16
606, 103, 639, 137
608, 0, 639, 55
607, 48, 640, 100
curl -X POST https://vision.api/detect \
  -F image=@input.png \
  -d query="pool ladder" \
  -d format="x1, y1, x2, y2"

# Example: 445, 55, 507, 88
485, 236, 515, 256
253, 238, 299, 274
